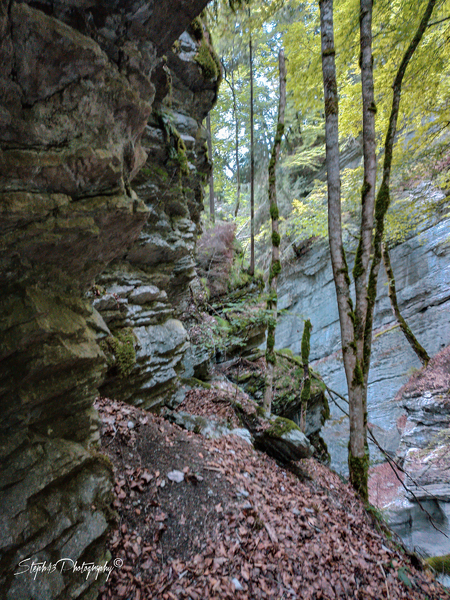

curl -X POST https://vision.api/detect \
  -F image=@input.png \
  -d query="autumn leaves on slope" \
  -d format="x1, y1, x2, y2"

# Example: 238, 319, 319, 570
96, 397, 448, 600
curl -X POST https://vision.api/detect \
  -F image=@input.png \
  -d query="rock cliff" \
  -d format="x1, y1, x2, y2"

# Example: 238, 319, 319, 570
93, 19, 219, 410
369, 346, 450, 562
0, 2, 215, 599
276, 194, 450, 473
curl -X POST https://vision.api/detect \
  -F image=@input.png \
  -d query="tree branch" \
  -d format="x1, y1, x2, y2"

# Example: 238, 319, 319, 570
364, 0, 437, 371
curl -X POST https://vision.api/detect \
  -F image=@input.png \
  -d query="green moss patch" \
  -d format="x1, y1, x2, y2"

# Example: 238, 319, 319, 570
100, 328, 137, 378
426, 554, 450, 574
195, 40, 220, 80
266, 416, 300, 438
348, 448, 369, 501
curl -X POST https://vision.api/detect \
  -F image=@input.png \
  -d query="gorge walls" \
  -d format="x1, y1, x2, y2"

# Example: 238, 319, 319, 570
0, 2, 215, 598
94, 20, 219, 410
276, 200, 450, 473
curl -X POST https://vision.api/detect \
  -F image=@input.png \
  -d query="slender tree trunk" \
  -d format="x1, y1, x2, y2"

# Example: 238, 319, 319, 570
263, 49, 286, 414
206, 113, 215, 224
320, 0, 376, 500
231, 68, 242, 219
382, 243, 430, 365
222, 56, 241, 219
249, 33, 255, 276
300, 319, 312, 432
320, 0, 436, 500
346, 0, 377, 500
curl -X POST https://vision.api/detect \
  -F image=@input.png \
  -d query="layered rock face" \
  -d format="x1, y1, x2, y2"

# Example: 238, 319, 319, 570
94, 20, 219, 410
371, 347, 450, 559
0, 2, 211, 598
276, 200, 450, 473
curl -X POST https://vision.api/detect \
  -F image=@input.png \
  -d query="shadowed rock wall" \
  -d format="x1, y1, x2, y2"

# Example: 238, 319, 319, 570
94, 20, 220, 410
0, 2, 210, 598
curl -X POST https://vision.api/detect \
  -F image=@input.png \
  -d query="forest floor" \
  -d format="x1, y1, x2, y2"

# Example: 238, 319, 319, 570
96, 395, 449, 600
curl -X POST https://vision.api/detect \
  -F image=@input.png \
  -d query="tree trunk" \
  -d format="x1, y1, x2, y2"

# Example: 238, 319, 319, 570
382, 243, 430, 365
231, 68, 241, 219
300, 319, 312, 432
249, 33, 255, 276
320, 0, 376, 500
364, 0, 437, 372
346, 0, 377, 500
320, 0, 436, 500
222, 58, 241, 219
263, 49, 287, 415
206, 113, 215, 224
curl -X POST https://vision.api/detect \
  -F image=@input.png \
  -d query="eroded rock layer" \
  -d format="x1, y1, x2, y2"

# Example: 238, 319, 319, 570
370, 347, 450, 560
94, 19, 220, 410
0, 2, 211, 598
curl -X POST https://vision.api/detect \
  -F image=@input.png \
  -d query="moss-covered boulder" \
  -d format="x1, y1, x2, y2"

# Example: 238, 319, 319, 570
225, 351, 330, 462
254, 416, 313, 462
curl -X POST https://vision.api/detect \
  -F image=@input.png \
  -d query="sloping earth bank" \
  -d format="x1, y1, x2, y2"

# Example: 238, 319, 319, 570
96, 397, 448, 600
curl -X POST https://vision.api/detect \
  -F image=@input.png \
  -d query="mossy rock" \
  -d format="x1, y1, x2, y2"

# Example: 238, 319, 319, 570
180, 377, 212, 390
254, 416, 313, 462
100, 328, 137, 378
265, 416, 301, 438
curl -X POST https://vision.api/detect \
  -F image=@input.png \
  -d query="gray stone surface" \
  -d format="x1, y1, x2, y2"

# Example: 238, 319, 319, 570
94, 23, 220, 408
276, 210, 450, 474
381, 386, 450, 559
168, 410, 235, 439
253, 418, 313, 462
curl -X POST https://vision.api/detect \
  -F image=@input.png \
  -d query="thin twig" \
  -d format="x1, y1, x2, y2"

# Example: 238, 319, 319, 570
378, 562, 390, 600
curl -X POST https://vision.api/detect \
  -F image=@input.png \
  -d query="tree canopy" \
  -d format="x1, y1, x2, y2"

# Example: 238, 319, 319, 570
204, 0, 450, 256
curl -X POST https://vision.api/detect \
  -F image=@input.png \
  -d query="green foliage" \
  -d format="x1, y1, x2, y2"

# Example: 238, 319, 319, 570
228, 259, 250, 290
158, 110, 189, 176
287, 0, 450, 144
204, 0, 292, 253
281, 0, 450, 253
193, 295, 270, 357
205, 0, 450, 275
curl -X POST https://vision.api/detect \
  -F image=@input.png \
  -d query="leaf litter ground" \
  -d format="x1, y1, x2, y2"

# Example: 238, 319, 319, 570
96, 396, 449, 600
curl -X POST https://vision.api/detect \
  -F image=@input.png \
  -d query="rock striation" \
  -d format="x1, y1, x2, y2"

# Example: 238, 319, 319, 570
93, 19, 220, 410
276, 201, 450, 473
370, 347, 450, 560
0, 2, 213, 599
